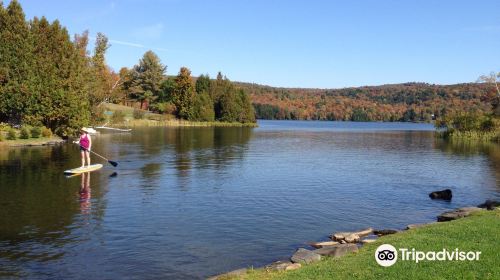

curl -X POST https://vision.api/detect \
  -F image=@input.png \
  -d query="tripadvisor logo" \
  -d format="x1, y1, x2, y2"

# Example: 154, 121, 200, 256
375, 244, 397, 267
375, 244, 481, 267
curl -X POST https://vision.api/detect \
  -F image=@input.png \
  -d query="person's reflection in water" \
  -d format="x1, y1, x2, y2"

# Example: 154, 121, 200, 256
79, 172, 91, 215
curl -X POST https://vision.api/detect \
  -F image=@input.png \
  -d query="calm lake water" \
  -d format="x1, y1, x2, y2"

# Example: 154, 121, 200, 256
1, 120, 499, 279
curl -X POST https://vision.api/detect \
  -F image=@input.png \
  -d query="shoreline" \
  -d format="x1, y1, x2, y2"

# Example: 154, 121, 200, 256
0, 136, 65, 147
208, 200, 499, 280
0, 120, 257, 148
105, 118, 258, 128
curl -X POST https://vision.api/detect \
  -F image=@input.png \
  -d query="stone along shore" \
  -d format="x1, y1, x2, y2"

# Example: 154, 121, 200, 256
207, 193, 500, 280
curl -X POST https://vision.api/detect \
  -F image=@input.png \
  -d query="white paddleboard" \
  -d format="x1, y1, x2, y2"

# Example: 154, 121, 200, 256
64, 164, 103, 174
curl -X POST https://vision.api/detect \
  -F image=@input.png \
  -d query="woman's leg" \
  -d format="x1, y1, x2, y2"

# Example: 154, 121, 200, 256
85, 150, 91, 166
81, 151, 85, 167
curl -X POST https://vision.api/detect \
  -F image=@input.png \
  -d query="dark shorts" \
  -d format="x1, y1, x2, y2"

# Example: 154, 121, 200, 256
80, 146, 89, 152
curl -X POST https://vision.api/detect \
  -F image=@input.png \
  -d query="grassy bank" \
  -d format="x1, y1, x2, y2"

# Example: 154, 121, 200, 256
233, 210, 499, 280
0, 136, 64, 147
436, 113, 500, 142
98, 103, 258, 127
438, 130, 500, 142
118, 118, 257, 127
0, 124, 62, 147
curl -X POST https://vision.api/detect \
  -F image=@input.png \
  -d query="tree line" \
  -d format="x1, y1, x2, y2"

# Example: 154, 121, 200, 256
246, 82, 495, 122
1, 0, 496, 138
117, 52, 255, 124
0, 1, 129, 136
0, 0, 254, 137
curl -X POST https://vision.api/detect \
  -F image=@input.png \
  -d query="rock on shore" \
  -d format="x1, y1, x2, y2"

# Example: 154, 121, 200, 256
308, 241, 339, 248
477, 199, 500, 210
290, 248, 321, 264
437, 207, 483, 222
313, 243, 358, 258
265, 260, 301, 272
373, 229, 398, 236
330, 227, 373, 242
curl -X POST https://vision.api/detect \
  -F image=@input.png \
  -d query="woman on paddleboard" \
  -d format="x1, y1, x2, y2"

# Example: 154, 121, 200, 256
76, 127, 92, 168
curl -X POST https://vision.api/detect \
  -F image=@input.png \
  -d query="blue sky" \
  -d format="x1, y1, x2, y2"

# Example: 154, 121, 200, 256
13, 0, 500, 88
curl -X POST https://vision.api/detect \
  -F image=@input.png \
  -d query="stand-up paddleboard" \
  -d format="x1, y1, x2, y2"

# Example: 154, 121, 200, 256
64, 164, 103, 175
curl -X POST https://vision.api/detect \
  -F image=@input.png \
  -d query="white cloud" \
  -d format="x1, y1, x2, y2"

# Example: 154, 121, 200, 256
109, 39, 145, 48
108, 39, 168, 52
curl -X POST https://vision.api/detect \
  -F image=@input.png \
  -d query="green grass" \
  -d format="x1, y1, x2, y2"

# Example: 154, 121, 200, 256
438, 129, 500, 142
99, 102, 258, 127
235, 210, 499, 280
124, 118, 258, 127
0, 136, 63, 147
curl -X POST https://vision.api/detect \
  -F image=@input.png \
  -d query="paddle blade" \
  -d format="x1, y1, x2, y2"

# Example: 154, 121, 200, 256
108, 160, 118, 167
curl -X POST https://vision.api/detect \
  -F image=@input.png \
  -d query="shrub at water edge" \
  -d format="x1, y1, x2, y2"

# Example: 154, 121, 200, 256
30, 126, 42, 138
19, 127, 30, 139
7, 129, 17, 140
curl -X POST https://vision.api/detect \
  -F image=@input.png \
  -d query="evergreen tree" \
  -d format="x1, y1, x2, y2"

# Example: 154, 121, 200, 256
29, 17, 90, 135
237, 89, 256, 123
195, 74, 211, 95
129, 50, 166, 109
159, 77, 176, 102
0, 0, 33, 124
89, 33, 110, 108
192, 92, 215, 121
211, 72, 232, 119
219, 88, 241, 122
172, 67, 195, 119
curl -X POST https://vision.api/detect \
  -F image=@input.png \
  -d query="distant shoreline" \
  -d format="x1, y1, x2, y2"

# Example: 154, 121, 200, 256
108, 118, 258, 128
0, 137, 65, 147
0, 120, 257, 148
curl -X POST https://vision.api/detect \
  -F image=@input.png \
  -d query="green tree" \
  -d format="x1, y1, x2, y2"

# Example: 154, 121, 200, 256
211, 72, 233, 119
192, 92, 214, 121
402, 108, 417, 122
89, 33, 110, 108
351, 108, 370, 121
29, 18, 91, 136
236, 89, 255, 123
0, 1, 97, 136
219, 89, 241, 122
158, 77, 176, 102
172, 67, 195, 119
0, 0, 33, 124
128, 50, 166, 109
195, 74, 211, 95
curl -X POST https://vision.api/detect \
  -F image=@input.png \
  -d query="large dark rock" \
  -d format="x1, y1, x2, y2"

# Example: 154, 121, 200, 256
313, 243, 358, 258
429, 189, 452, 200
437, 207, 483, 222
477, 200, 500, 210
290, 248, 321, 264
373, 229, 398, 236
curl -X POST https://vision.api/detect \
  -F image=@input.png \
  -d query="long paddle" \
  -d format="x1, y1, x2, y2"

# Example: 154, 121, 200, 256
74, 142, 118, 167
88, 149, 118, 167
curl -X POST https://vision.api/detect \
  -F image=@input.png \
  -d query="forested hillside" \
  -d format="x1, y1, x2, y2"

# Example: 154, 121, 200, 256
0, 1, 255, 137
242, 82, 495, 122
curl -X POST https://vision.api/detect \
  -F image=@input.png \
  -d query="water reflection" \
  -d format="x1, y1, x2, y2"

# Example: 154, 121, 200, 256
435, 139, 500, 189
0, 122, 499, 279
79, 172, 91, 215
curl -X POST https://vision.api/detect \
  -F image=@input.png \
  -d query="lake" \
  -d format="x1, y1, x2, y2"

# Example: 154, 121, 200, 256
1, 120, 499, 279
